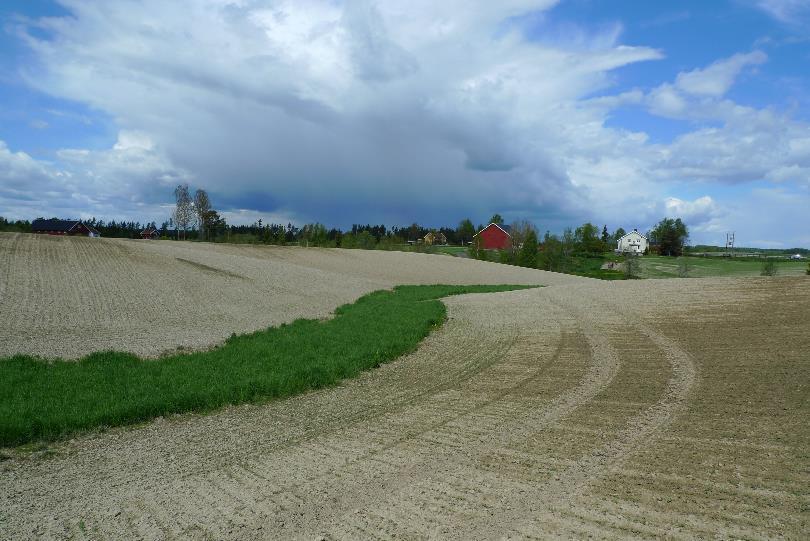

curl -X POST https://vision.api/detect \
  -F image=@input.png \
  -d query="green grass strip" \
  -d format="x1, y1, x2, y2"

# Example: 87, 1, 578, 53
0, 284, 536, 447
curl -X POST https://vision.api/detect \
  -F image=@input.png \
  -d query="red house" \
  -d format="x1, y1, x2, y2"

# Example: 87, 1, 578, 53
474, 223, 512, 250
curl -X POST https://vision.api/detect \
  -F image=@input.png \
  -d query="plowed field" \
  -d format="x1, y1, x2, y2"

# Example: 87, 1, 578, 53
1, 233, 807, 539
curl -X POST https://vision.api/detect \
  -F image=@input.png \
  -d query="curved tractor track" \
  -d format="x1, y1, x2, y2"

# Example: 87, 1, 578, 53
2, 276, 808, 539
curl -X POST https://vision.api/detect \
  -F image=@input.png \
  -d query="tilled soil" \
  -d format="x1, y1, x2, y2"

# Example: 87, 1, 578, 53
1, 265, 807, 539
0, 233, 575, 359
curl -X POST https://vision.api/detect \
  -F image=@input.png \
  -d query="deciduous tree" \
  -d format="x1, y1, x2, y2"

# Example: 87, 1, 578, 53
193, 189, 211, 241
650, 218, 689, 256
173, 184, 193, 240
517, 228, 539, 268
574, 222, 602, 254
508, 219, 538, 263
457, 218, 475, 245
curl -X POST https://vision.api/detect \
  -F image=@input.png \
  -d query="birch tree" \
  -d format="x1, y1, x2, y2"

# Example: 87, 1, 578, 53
194, 189, 211, 241
173, 184, 192, 240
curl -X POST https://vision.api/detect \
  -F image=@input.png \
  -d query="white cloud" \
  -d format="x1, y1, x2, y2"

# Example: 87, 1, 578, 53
113, 131, 155, 152
0, 133, 189, 222
752, 0, 810, 24
647, 84, 688, 116
633, 51, 810, 191
674, 51, 766, 97
9, 0, 664, 228
663, 196, 720, 226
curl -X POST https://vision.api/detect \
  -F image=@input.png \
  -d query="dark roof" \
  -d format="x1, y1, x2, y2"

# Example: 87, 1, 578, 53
31, 218, 100, 235
31, 219, 80, 232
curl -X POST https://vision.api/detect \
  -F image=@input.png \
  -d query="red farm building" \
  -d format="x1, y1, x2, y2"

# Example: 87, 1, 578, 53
140, 227, 160, 239
31, 218, 100, 237
474, 223, 512, 250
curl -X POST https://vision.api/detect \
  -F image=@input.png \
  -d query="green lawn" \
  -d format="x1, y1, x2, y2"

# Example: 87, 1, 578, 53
637, 256, 808, 279
379, 244, 468, 256
0, 284, 536, 447
433, 245, 469, 255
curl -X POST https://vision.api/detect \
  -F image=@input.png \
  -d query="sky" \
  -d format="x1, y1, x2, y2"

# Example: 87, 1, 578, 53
1, 0, 809, 247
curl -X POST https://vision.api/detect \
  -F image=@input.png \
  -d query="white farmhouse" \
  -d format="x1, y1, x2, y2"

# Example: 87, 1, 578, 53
616, 229, 649, 254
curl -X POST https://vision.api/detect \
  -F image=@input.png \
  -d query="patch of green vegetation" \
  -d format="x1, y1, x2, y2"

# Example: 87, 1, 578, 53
433, 246, 468, 255
0, 284, 536, 447
378, 243, 466, 256
566, 254, 625, 280
638, 256, 807, 279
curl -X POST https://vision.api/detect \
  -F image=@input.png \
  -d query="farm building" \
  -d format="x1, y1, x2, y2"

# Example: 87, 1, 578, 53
140, 227, 160, 240
423, 231, 447, 245
474, 223, 512, 250
616, 229, 648, 254
31, 219, 100, 237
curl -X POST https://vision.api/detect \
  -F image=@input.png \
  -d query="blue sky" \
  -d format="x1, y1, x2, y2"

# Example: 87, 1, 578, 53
1, 0, 809, 247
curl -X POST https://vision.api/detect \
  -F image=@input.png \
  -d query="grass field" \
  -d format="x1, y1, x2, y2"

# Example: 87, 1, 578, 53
381, 244, 468, 256
638, 255, 808, 278
0, 284, 534, 447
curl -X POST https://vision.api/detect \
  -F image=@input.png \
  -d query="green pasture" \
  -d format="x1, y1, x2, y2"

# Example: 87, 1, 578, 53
638, 256, 807, 279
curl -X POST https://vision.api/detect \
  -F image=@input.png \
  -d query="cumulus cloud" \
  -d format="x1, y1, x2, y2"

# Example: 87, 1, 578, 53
662, 196, 720, 226
646, 51, 768, 120
0, 133, 188, 221
7, 0, 663, 229
637, 51, 810, 188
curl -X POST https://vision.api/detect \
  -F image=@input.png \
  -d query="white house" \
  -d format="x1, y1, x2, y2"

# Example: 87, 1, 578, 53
616, 229, 648, 254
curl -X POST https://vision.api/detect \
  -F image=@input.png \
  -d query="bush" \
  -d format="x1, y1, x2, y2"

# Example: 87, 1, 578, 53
677, 257, 691, 278
412, 242, 437, 254
376, 236, 405, 251
624, 253, 641, 279
468, 239, 488, 261
761, 260, 777, 276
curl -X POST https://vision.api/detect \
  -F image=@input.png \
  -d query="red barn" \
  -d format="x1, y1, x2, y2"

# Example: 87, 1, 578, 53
474, 223, 512, 250
31, 219, 100, 237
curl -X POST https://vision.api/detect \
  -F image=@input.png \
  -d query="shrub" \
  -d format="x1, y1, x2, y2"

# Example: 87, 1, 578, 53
517, 229, 539, 268
624, 253, 641, 279
677, 257, 691, 278
761, 260, 777, 276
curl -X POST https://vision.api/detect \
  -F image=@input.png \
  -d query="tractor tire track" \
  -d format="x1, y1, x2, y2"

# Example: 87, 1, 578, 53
3, 276, 807, 540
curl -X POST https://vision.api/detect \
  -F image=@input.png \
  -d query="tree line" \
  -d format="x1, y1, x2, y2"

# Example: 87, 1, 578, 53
0, 183, 691, 268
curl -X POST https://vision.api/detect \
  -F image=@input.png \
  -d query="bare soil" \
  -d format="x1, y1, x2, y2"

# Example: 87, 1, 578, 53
1, 233, 808, 539
0, 233, 573, 359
